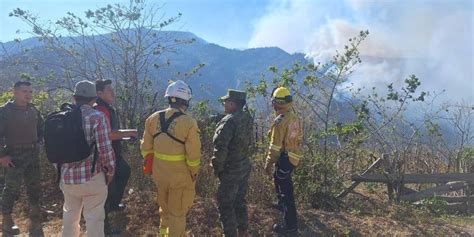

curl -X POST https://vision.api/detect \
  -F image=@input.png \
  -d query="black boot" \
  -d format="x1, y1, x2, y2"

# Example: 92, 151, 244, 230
28, 205, 44, 235
272, 223, 297, 234
2, 213, 20, 235
105, 211, 122, 235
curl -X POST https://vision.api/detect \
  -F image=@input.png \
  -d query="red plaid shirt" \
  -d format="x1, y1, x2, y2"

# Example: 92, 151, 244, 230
60, 104, 115, 184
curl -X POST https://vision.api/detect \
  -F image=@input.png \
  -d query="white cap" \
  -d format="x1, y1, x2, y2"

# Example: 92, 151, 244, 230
164, 80, 192, 101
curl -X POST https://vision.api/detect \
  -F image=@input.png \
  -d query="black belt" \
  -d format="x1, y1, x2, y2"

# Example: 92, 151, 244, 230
8, 143, 38, 149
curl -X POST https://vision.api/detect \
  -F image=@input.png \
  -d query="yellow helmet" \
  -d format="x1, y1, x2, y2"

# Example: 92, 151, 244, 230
271, 86, 293, 104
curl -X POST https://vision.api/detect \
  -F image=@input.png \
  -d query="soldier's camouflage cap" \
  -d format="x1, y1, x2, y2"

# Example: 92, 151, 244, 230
219, 89, 246, 102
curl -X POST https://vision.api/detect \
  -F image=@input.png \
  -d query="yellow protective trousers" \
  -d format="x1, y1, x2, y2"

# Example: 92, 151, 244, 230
152, 159, 196, 237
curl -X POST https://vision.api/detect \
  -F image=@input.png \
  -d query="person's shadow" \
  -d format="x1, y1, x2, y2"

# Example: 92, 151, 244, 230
296, 212, 363, 237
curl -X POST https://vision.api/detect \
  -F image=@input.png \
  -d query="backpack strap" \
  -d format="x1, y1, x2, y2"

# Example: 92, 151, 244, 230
73, 105, 99, 174
152, 111, 185, 145
56, 163, 62, 184
90, 142, 98, 173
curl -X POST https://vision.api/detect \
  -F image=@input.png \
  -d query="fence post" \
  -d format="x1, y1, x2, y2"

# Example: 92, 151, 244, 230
468, 164, 474, 214
382, 154, 395, 202
469, 164, 474, 196
337, 154, 385, 199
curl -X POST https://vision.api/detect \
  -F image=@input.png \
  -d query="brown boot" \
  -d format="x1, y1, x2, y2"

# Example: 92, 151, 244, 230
2, 213, 20, 235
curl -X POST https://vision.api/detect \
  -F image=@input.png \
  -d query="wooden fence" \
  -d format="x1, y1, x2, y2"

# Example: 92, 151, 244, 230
338, 154, 474, 214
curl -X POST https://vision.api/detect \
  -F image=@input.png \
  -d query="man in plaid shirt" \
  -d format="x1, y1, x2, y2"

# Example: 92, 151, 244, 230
60, 80, 115, 237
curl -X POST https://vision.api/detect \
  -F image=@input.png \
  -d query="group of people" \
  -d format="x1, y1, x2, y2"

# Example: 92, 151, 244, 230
0, 79, 302, 236
0, 80, 136, 236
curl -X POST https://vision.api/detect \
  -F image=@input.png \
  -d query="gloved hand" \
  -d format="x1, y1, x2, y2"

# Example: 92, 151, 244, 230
143, 154, 154, 175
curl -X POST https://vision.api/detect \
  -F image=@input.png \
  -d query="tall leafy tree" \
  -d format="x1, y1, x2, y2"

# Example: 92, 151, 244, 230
9, 0, 195, 127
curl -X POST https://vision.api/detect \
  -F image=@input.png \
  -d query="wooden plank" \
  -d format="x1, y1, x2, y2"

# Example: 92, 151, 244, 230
445, 202, 474, 214
438, 196, 474, 203
414, 202, 474, 214
337, 157, 385, 199
400, 186, 418, 195
352, 173, 474, 184
400, 182, 468, 202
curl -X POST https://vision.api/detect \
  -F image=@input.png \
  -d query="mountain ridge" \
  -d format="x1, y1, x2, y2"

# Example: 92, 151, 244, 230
0, 30, 309, 104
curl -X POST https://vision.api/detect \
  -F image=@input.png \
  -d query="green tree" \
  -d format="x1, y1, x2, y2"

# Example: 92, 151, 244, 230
9, 0, 197, 127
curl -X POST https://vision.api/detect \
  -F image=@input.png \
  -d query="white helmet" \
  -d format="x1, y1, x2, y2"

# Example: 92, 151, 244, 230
164, 80, 192, 101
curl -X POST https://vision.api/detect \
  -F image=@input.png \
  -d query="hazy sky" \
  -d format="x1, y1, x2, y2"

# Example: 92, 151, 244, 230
0, 0, 473, 102
0, 0, 270, 48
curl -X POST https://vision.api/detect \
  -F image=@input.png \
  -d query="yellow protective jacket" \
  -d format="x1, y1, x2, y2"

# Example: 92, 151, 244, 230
140, 107, 201, 175
265, 105, 302, 167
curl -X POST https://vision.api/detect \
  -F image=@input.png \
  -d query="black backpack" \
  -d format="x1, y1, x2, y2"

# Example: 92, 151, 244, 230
44, 103, 97, 170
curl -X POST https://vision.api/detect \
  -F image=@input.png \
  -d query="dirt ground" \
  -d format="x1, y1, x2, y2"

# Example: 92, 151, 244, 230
2, 194, 473, 236
1, 158, 472, 236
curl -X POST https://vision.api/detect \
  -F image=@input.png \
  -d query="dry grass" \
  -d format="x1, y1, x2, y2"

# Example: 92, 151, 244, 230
2, 146, 473, 236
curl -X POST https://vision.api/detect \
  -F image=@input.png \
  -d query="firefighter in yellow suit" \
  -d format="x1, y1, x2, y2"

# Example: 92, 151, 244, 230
140, 80, 201, 236
264, 86, 302, 234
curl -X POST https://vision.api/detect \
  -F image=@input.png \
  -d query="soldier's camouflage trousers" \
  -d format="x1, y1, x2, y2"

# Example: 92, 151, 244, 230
1, 146, 41, 214
217, 167, 251, 237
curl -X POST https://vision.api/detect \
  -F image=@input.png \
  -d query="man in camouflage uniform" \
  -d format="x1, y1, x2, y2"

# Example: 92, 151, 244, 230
0, 81, 44, 235
212, 89, 254, 237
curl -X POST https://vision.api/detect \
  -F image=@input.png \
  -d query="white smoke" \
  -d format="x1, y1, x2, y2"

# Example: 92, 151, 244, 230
248, 0, 325, 53
248, 0, 474, 102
